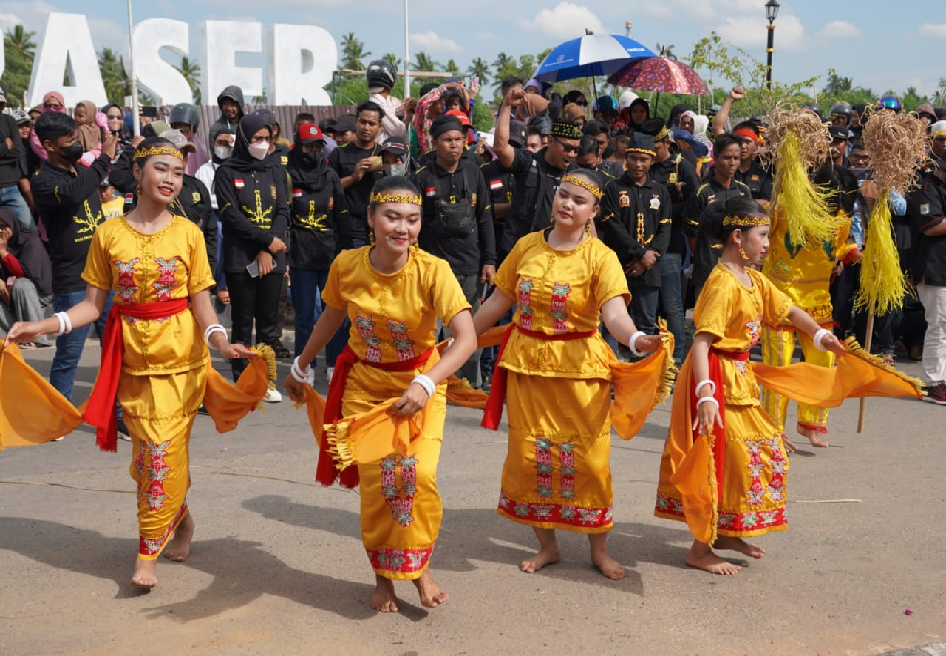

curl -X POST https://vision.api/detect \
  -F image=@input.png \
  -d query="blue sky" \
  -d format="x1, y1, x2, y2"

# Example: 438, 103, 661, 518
3, 0, 943, 100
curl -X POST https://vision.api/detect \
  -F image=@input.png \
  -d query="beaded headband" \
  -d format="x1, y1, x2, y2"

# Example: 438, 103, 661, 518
654, 125, 669, 142
722, 213, 770, 227
560, 174, 602, 199
626, 147, 656, 156
134, 145, 184, 161
369, 191, 423, 206
550, 121, 582, 140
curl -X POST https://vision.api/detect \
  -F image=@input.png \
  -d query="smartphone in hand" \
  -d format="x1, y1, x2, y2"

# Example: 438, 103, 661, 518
246, 261, 260, 278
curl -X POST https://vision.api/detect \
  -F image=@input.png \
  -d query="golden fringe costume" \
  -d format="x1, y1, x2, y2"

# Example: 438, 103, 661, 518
656, 264, 922, 544
483, 232, 673, 534
0, 216, 270, 560
315, 246, 470, 580
760, 208, 851, 434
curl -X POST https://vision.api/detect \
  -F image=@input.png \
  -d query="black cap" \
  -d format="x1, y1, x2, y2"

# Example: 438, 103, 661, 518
334, 115, 356, 134
626, 132, 656, 156
319, 117, 337, 134
528, 116, 552, 136
380, 136, 407, 156
639, 118, 666, 137
508, 120, 528, 147
430, 115, 464, 140
828, 125, 850, 141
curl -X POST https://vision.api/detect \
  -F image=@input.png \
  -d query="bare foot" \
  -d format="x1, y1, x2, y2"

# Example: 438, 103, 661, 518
591, 550, 626, 580
714, 535, 765, 559
131, 558, 157, 589
519, 546, 560, 573
782, 437, 798, 453
413, 570, 448, 609
370, 575, 399, 612
797, 424, 828, 448
685, 541, 741, 575
164, 513, 194, 562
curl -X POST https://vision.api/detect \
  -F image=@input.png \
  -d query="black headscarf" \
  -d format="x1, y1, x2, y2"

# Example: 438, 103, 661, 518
0, 208, 52, 297
628, 98, 651, 132
221, 113, 274, 173
287, 133, 331, 190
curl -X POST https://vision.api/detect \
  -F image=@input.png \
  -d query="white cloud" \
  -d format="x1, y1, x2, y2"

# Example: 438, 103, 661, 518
410, 31, 461, 54
817, 20, 861, 39
0, 12, 23, 32
530, 2, 605, 40
715, 13, 805, 52
640, 6, 674, 21
918, 23, 946, 38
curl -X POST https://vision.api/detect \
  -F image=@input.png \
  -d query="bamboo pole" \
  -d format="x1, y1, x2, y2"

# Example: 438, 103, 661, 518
856, 313, 875, 433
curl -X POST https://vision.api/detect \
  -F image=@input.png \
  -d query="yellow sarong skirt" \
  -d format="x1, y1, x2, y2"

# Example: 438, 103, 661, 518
119, 367, 205, 560
344, 363, 447, 580
500, 371, 614, 534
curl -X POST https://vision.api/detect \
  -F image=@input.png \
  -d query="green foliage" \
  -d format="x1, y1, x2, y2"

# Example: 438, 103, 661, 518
341, 32, 370, 71
468, 57, 490, 86
471, 99, 494, 132
328, 75, 425, 106
2, 26, 36, 105
98, 47, 131, 106
174, 55, 201, 104
413, 51, 439, 73
382, 53, 401, 69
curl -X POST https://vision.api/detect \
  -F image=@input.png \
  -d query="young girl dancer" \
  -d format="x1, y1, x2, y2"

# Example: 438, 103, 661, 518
5, 137, 258, 589
284, 176, 477, 612
473, 169, 667, 580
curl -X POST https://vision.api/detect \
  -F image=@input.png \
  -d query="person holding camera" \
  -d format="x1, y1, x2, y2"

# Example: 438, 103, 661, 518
213, 113, 288, 399
411, 114, 496, 387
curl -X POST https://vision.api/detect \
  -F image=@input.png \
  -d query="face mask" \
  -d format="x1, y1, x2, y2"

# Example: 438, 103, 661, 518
248, 141, 270, 160
60, 141, 84, 163
214, 145, 232, 160
385, 162, 409, 177
303, 151, 323, 166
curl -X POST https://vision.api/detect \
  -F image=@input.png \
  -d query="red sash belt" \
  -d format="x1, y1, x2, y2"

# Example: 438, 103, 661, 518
317, 344, 435, 488
481, 324, 597, 431
691, 348, 748, 494
84, 299, 190, 452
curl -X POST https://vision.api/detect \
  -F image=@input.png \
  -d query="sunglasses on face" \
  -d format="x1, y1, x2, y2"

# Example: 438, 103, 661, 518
44, 103, 63, 109
107, 114, 122, 119
575, 101, 588, 107
554, 138, 579, 153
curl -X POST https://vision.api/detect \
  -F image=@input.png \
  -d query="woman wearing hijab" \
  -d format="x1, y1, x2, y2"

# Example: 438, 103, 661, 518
622, 97, 650, 133
196, 124, 236, 306
213, 113, 289, 400
287, 124, 349, 361
0, 207, 52, 346
29, 91, 67, 161
74, 100, 102, 159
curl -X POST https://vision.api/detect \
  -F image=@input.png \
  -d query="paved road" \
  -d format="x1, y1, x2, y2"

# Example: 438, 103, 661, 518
1, 340, 944, 655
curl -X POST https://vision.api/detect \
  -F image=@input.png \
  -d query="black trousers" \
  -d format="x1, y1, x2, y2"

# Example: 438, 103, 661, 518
227, 271, 283, 380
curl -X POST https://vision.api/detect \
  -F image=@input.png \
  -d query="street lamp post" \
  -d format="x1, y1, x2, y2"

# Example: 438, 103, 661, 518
765, 0, 780, 91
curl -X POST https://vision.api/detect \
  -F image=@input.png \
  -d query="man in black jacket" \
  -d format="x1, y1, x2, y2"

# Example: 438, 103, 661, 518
31, 111, 118, 401
212, 85, 246, 135
0, 84, 32, 229
908, 154, 946, 405
412, 115, 496, 386
599, 132, 672, 341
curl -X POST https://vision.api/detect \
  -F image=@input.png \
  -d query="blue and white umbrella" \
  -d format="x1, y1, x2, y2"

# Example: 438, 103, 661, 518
534, 34, 656, 83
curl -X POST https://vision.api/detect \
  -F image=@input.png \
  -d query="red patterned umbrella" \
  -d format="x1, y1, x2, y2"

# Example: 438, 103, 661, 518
607, 57, 710, 95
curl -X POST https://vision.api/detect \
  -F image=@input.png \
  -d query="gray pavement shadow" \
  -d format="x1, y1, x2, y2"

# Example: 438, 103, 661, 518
0, 516, 381, 621
242, 495, 695, 597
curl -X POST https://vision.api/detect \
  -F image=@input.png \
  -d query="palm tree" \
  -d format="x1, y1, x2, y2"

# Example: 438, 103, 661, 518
173, 56, 201, 104
493, 52, 512, 79
413, 51, 438, 72
655, 43, 677, 60
382, 52, 402, 69
824, 72, 853, 96
468, 57, 490, 86
98, 47, 131, 106
341, 32, 370, 71
5, 25, 35, 61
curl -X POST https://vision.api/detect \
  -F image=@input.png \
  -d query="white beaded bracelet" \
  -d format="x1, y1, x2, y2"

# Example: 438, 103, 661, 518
290, 357, 311, 384
54, 311, 72, 336
694, 379, 716, 398
813, 328, 831, 352
411, 374, 436, 399
204, 324, 228, 345
696, 396, 719, 411
628, 331, 646, 357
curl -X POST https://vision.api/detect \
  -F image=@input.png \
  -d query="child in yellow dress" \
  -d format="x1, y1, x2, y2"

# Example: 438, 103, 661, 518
473, 169, 664, 580
655, 196, 848, 575
284, 176, 477, 613
5, 137, 257, 588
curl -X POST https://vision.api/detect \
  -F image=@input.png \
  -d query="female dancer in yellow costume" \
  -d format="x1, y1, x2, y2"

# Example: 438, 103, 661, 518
655, 196, 846, 575
5, 137, 256, 589
284, 176, 477, 613
473, 169, 663, 580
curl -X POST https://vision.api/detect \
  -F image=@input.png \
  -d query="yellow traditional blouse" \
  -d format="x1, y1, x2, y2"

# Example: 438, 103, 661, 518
694, 264, 792, 405
82, 216, 215, 376
321, 246, 471, 363
493, 231, 630, 379
761, 208, 850, 324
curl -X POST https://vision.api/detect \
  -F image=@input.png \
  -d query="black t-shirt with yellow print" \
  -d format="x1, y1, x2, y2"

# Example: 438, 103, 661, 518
31, 154, 111, 293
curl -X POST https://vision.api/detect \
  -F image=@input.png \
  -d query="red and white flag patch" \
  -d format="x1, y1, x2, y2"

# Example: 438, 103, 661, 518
489, 179, 503, 191
426, 186, 437, 197
235, 179, 245, 189
292, 189, 303, 198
